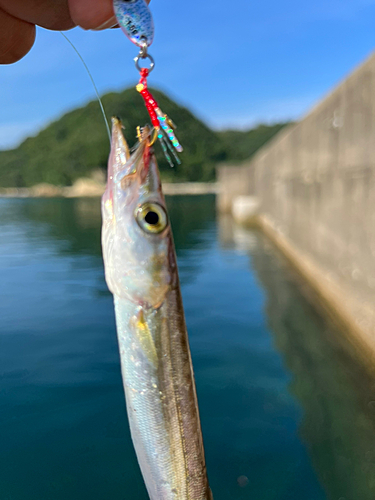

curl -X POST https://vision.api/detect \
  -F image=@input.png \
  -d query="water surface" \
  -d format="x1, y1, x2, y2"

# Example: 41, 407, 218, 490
0, 196, 374, 500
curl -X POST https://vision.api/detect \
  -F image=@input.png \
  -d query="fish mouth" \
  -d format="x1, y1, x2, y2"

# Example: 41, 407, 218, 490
108, 117, 163, 201
109, 117, 156, 188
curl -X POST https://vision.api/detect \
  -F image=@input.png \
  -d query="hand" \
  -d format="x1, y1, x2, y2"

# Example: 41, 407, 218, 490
0, 0, 151, 64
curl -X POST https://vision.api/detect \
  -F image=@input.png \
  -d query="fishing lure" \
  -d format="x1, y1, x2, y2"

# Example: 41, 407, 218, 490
113, 0, 154, 47
113, 0, 182, 167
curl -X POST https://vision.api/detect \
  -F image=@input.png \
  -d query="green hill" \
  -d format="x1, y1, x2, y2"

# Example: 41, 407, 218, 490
0, 88, 290, 187
217, 123, 290, 163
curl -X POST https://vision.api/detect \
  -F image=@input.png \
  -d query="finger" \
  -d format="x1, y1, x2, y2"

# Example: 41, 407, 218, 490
69, 0, 115, 30
0, 0, 74, 30
69, 0, 151, 30
0, 7, 35, 64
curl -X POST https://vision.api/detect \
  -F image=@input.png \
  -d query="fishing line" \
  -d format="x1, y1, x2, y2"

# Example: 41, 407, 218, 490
59, 32, 111, 143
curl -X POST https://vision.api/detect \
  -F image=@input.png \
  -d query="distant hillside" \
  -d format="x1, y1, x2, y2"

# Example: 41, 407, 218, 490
217, 123, 290, 163
0, 88, 290, 187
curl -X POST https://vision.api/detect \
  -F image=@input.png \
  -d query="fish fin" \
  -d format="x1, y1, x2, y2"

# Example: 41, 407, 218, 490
133, 309, 158, 367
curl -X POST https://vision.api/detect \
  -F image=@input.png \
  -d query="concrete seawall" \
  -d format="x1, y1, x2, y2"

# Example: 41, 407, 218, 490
218, 52, 375, 363
216, 165, 254, 212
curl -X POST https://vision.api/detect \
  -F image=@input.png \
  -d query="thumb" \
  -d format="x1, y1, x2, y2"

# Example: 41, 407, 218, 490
69, 0, 151, 31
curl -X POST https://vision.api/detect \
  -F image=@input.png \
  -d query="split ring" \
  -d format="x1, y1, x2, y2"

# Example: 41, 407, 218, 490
134, 53, 155, 73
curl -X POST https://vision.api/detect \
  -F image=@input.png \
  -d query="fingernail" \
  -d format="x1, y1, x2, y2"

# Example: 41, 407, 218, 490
91, 15, 118, 31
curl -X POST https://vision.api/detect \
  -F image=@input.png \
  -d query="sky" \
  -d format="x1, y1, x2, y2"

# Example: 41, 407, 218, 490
0, 0, 375, 149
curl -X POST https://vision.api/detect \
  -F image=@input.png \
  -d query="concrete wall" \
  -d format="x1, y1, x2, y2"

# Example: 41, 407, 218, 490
219, 52, 375, 358
216, 164, 254, 212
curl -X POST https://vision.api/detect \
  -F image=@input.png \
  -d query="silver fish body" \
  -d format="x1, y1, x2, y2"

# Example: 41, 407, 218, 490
101, 119, 211, 500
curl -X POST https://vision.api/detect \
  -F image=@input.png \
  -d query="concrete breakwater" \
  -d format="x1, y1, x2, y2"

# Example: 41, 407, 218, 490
217, 52, 375, 365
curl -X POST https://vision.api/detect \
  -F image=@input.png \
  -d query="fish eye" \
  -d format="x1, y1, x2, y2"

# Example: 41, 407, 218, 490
136, 202, 168, 234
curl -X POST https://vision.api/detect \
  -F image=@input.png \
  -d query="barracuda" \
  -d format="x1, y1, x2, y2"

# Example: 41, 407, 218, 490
101, 118, 212, 500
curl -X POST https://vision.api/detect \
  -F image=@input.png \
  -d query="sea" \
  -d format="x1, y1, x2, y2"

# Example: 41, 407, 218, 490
1, 195, 375, 500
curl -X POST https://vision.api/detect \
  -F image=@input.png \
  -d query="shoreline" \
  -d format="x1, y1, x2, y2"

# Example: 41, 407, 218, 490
0, 180, 219, 198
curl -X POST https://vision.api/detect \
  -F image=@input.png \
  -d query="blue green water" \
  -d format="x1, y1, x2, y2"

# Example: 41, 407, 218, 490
1, 195, 375, 500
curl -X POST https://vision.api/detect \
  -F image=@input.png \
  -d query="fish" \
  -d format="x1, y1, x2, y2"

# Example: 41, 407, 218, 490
101, 118, 212, 500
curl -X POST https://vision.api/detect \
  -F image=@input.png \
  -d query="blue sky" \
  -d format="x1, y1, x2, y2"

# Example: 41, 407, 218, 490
0, 0, 374, 149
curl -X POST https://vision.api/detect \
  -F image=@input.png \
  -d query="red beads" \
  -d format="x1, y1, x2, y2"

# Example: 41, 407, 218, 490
136, 69, 160, 128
